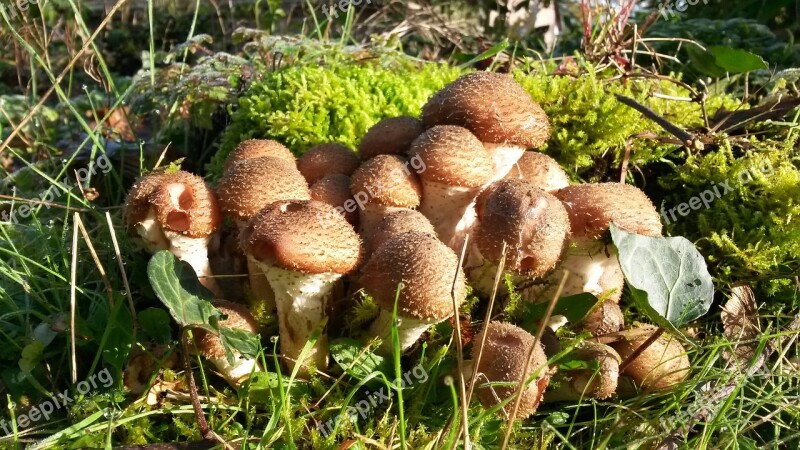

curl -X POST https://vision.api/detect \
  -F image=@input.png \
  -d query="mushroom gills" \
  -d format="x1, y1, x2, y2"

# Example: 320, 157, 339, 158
483, 143, 527, 182
418, 181, 480, 248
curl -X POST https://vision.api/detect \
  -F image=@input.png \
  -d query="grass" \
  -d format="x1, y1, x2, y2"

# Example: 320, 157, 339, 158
0, 0, 798, 449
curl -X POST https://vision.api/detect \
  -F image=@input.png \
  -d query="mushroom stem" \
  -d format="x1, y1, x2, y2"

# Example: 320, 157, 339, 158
483, 143, 526, 182
418, 181, 480, 248
259, 264, 340, 372
369, 309, 433, 353
166, 233, 221, 297
238, 222, 276, 314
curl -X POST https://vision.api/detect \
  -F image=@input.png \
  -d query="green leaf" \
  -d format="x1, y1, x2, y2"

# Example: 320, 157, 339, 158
330, 338, 392, 381
146, 251, 217, 328
218, 326, 261, 363
521, 293, 598, 329
610, 224, 714, 328
708, 46, 768, 74
686, 45, 727, 78
458, 40, 510, 69
139, 307, 172, 344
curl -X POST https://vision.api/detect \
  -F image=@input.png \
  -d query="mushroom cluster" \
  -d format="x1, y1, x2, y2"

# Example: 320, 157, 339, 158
123, 72, 690, 414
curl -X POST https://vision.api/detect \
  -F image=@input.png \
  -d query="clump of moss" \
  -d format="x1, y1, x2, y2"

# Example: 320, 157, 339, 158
513, 62, 740, 177
659, 137, 800, 292
209, 58, 463, 180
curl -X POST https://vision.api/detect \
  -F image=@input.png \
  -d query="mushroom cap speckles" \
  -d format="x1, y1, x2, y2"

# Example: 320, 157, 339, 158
297, 143, 360, 185
193, 300, 258, 360
473, 321, 550, 418
241, 200, 362, 275
407, 125, 494, 188
421, 72, 551, 148
350, 155, 423, 208
310, 174, 358, 225
475, 179, 570, 277
359, 116, 425, 160
504, 151, 570, 192
217, 157, 311, 222
367, 209, 436, 253
360, 231, 467, 322
612, 325, 690, 391
555, 183, 662, 240
125, 170, 220, 238
224, 139, 296, 173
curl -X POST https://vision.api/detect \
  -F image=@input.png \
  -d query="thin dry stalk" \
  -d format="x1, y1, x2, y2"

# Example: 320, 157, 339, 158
450, 233, 471, 450
69, 212, 80, 384
74, 214, 114, 308
105, 212, 137, 320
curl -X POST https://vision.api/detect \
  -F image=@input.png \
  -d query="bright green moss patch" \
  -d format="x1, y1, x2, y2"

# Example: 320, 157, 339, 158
209, 58, 464, 180
660, 137, 800, 292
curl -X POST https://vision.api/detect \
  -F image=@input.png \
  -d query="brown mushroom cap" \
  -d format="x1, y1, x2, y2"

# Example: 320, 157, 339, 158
241, 200, 362, 275
310, 174, 358, 225
473, 321, 550, 418
125, 170, 220, 238
367, 209, 436, 253
611, 325, 690, 391
504, 151, 570, 192
474, 179, 570, 277
421, 72, 551, 148
360, 231, 467, 321
550, 342, 620, 401
580, 300, 625, 336
193, 300, 258, 360
555, 183, 662, 240
350, 155, 423, 208
223, 139, 296, 173
217, 157, 311, 222
297, 143, 360, 185
359, 116, 425, 160
407, 125, 494, 188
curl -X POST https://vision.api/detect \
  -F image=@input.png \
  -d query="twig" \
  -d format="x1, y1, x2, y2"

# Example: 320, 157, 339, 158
613, 94, 694, 144
618, 327, 665, 373
69, 212, 80, 384
74, 215, 114, 308
450, 233, 471, 450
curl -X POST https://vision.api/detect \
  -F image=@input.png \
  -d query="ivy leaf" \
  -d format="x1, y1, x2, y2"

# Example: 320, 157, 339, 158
146, 250, 217, 328
139, 307, 173, 344
330, 338, 392, 381
218, 326, 261, 364
610, 224, 714, 329
521, 293, 598, 330
708, 46, 768, 74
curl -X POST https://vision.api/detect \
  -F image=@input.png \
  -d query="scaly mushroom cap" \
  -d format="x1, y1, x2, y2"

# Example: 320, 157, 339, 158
350, 155, 423, 208
193, 300, 258, 360
504, 151, 570, 192
241, 200, 362, 275
474, 179, 570, 277
217, 157, 311, 222
359, 116, 425, 160
407, 125, 494, 188
421, 72, 551, 148
367, 209, 436, 253
547, 342, 620, 401
474, 321, 550, 419
125, 170, 220, 238
580, 300, 624, 336
310, 174, 358, 225
611, 325, 690, 391
223, 139, 296, 173
297, 143, 360, 185
360, 231, 467, 322
555, 183, 662, 240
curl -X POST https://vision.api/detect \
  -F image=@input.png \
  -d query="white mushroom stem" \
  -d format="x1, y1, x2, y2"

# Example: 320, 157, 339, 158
258, 264, 340, 372
418, 181, 481, 249
238, 221, 275, 313
483, 143, 526, 182
522, 239, 620, 303
369, 309, 436, 353
359, 204, 406, 236
207, 353, 260, 387
136, 210, 221, 297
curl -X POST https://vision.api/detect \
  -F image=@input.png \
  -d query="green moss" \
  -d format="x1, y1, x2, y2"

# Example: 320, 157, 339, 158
209, 58, 464, 180
660, 137, 800, 292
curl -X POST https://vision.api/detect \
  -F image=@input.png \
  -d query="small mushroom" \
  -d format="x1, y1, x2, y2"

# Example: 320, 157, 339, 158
504, 151, 570, 192
361, 231, 467, 353
350, 154, 423, 235
407, 125, 494, 249
297, 143, 360, 185
240, 200, 362, 372
365, 209, 436, 255
223, 139, 296, 173
580, 301, 625, 336
544, 342, 620, 402
421, 72, 551, 181
359, 116, 425, 160
468, 321, 551, 419
192, 300, 261, 388
309, 174, 358, 226
611, 325, 690, 391
125, 170, 222, 295
467, 179, 571, 296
